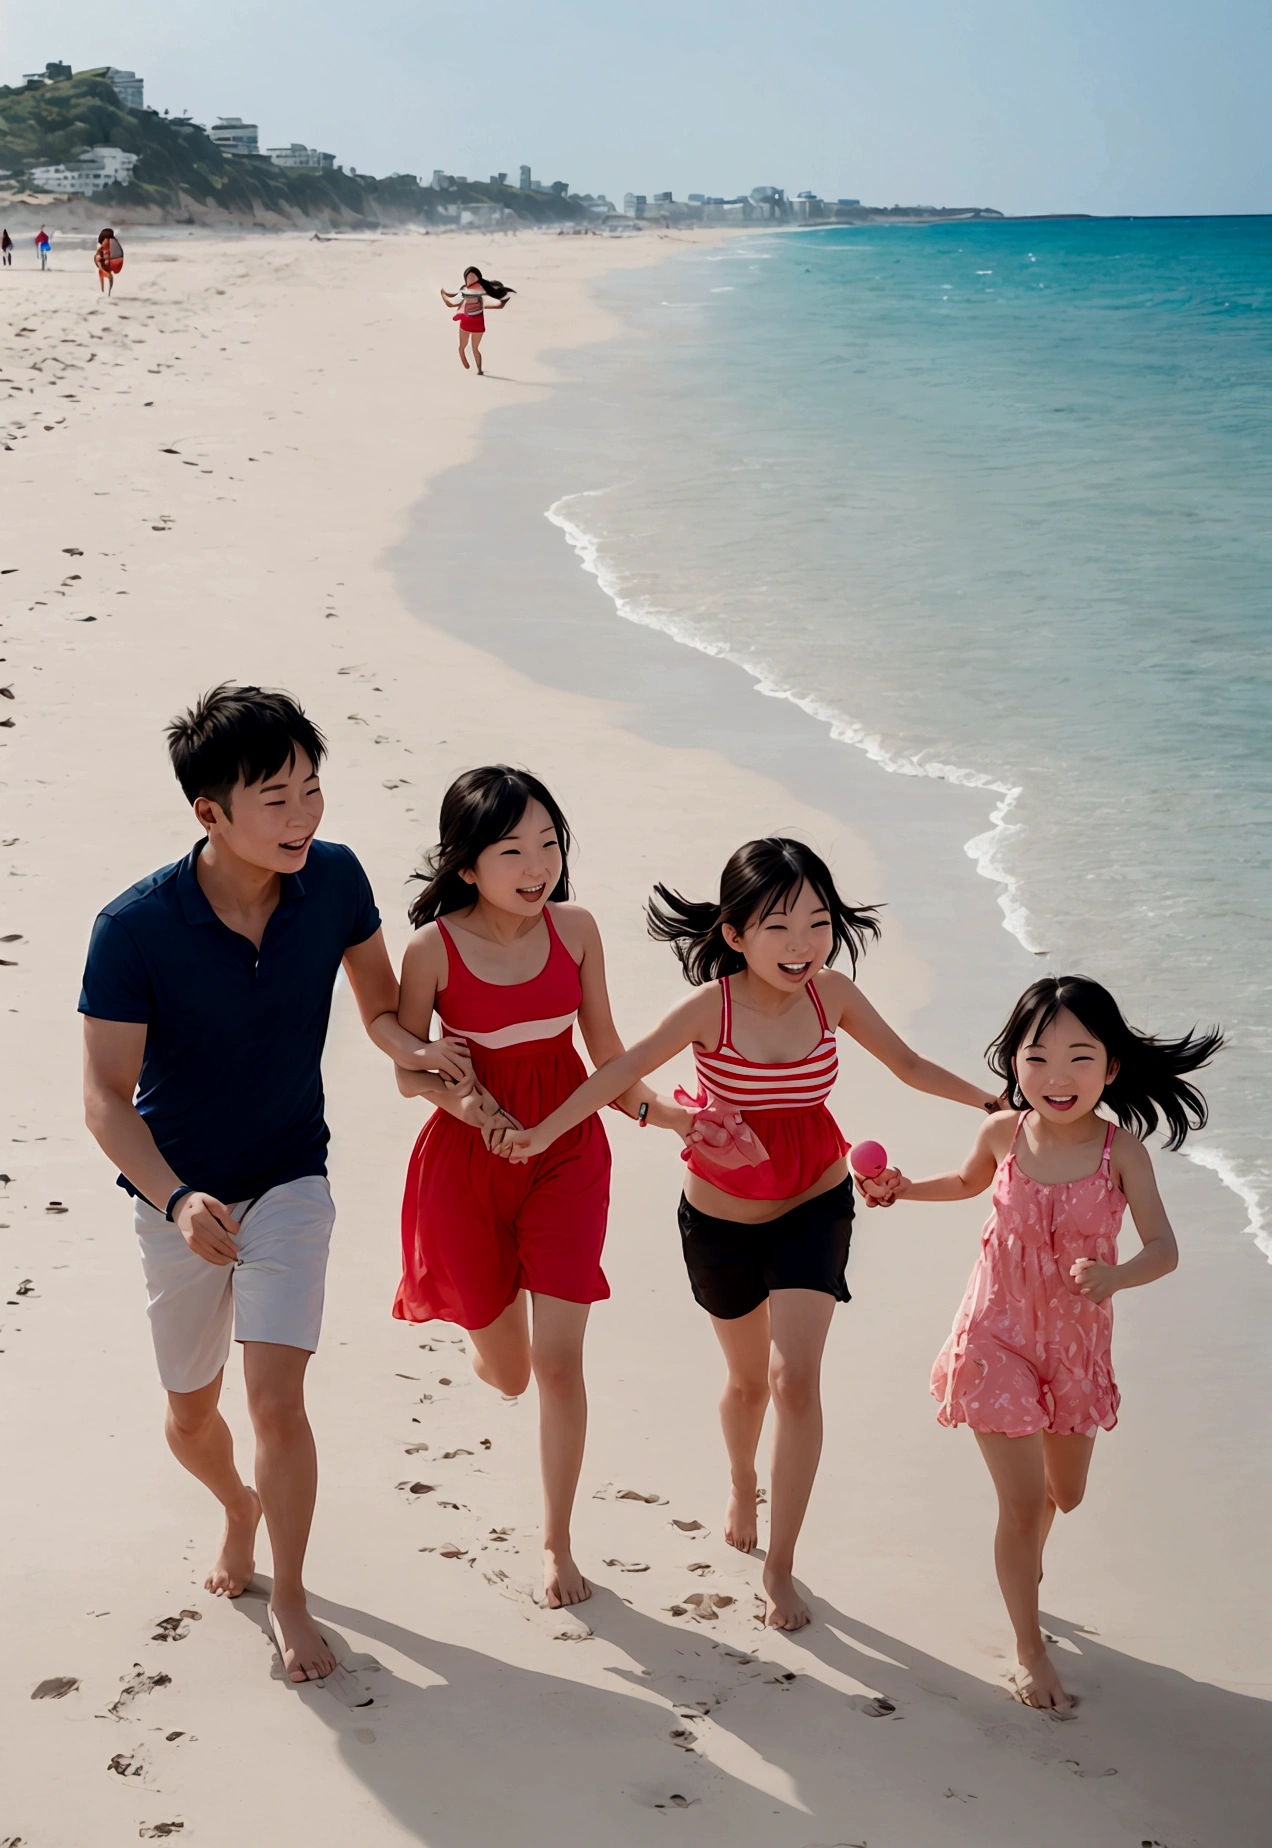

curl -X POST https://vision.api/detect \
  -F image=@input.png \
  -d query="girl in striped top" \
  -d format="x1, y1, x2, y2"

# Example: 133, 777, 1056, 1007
498, 837, 1001, 1630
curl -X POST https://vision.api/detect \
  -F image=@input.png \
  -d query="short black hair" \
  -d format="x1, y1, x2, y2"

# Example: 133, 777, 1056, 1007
166, 683, 326, 813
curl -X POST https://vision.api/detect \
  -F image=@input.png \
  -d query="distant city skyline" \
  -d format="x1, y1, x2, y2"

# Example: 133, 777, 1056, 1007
11, 0, 1270, 218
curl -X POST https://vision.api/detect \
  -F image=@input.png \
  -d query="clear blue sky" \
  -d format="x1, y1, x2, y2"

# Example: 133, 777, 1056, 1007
12, 0, 1271, 214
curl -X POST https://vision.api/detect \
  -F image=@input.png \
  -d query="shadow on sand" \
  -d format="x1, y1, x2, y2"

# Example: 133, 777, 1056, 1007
233, 1577, 1271, 1845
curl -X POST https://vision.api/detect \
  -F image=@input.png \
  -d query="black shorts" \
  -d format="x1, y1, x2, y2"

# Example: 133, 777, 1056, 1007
678, 1179, 854, 1321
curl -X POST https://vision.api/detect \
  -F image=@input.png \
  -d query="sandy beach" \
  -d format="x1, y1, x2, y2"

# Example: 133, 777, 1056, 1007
3, 226, 1270, 1846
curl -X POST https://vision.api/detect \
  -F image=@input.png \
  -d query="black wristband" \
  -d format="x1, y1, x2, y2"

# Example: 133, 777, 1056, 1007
165, 1184, 195, 1222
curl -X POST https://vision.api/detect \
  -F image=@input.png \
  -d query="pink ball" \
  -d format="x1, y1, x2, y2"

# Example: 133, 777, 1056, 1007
849, 1140, 888, 1180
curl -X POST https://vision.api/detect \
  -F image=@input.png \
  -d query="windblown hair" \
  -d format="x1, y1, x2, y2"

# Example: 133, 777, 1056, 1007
987, 975, 1223, 1151
408, 765, 570, 927
463, 265, 515, 300
165, 683, 326, 813
647, 837, 881, 986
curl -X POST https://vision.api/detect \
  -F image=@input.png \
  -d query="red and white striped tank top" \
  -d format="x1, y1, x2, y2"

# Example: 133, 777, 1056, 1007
694, 975, 838, 1111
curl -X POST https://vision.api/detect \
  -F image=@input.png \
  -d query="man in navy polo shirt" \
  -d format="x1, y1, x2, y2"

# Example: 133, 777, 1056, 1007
80, 684, 469, 1684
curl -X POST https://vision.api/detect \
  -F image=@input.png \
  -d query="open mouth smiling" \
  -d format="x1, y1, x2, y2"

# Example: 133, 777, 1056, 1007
517, 882, 547, 902
778, 960, 812, 977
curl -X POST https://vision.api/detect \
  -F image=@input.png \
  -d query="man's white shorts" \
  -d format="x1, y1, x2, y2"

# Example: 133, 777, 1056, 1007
134, 1176, 336, 1394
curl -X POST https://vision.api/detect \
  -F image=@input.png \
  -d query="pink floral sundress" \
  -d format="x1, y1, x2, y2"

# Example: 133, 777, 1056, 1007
931, 1113, 1124, 1437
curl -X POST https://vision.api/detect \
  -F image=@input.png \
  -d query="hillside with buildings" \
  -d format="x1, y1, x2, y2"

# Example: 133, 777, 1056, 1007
0, 66, 596, 231
0, 63, 1002, 234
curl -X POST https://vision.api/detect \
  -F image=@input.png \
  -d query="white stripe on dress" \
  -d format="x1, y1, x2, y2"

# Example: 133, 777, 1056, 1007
448, 1011, 578, 1050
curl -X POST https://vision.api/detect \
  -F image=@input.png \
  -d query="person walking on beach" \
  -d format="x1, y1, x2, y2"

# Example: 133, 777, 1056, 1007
94, 227, 123, 295
861, 975, 1219, 1709
439, 265, 514, 375
80, 684, 447, 1684
392, 766, 669, 1608
495, 837, 1003, 1630
1, 229, 12, 267
35, 225, 51, 270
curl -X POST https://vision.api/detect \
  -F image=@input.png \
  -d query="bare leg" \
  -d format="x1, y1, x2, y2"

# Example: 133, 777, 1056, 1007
708, 1302, 771, 1551
471, 330, 484, 374
242, 1342, 334, 1684
530, 1295, 592, 1608
164, 1371, 261, 1597
763, 1289, 836, 1630
458, 330, 471, 369
976, 1431, 1076, 1710
467, 1292, 532, 1395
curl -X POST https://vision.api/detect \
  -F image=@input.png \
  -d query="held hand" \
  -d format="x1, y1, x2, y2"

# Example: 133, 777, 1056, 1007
1070, 1257, 1119, 1304
405, 1035, 475, 1092
856, 1167, 906, 1209
497, 1124, 550, 1165
173, 1192, 240, 1266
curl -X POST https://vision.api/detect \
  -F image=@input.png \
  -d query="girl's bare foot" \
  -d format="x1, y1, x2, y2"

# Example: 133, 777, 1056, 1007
725, 1476, 759, 1552
269, 1600, 337, 1684
459, 353, 469, 369
762, 1563, 811, 1631
544, 1547, 591, 1608
1014, 1646, 1075, 1711
205, 1487, 261, 1598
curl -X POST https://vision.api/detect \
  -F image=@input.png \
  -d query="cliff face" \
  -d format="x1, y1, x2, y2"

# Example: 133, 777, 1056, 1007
0, 71, 586, 229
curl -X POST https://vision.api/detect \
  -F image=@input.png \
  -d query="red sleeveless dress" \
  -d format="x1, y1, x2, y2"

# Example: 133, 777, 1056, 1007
393, 908, 611, 1330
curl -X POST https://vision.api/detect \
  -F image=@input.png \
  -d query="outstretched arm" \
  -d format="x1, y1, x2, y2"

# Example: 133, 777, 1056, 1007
863, 1112, 1006, 1208
824, 972, 1002, 1112
496, 990, 710, 1159
560, 905, 681, 1129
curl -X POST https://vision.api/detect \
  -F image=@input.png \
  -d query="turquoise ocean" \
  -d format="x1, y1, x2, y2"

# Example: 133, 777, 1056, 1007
545, 218, 1272, 1256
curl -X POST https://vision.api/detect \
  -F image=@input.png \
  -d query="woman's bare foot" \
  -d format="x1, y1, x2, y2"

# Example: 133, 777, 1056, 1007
269, 1600, 337, 1684
205, 1487, 261, 1598
763, 1563, 811, 1631
544, 1547, 591, 1609
459, 352, 470, 369
1014, 1646, 1075, 1711
725, 1476, 759, 1552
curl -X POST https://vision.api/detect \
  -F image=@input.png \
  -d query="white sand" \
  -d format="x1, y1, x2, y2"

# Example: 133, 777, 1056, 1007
2, 230, 1269, 1846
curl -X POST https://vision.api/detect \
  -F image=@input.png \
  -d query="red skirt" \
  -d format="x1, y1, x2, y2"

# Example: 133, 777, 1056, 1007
454, 312, 485, 332
394, 1037, 611, 1330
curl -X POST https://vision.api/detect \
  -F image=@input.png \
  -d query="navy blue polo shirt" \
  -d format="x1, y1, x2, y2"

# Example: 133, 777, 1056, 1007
79, 839, 381, 1205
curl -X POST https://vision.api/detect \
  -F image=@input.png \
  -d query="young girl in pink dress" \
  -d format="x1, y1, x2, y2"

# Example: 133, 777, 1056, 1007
392, 766, 661, 1610
864, 975, 1221, 1710
496, 837, 1002, 1630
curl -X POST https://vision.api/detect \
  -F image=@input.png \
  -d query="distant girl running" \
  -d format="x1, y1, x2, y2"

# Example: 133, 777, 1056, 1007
439, 266, 514, 374
496, 838, 1002, 1629
862, 975, 1220, 1709
95, 227, 123, 296
392, 767, 662, 1608
1, 229, 13, 268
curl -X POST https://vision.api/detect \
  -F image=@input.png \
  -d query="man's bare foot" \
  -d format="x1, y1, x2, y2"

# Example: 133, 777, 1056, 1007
269, 1600, 337, 1684
763, 1563, 811, 1631
725, 1477, 759, 1552
205, 1488, 261, 1598
1014, 1646, 1075, 1711
544, 1547, 591, 1609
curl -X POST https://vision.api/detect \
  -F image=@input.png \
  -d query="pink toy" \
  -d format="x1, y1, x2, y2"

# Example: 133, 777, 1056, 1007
849, 1140, 888, 1180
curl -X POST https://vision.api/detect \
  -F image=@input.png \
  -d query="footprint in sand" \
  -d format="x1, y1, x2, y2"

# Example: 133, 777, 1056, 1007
138, 1823, 184, 1839
593, 1484, 668, 1504
30, 1676, 79, 1700
107, 1748, 148, 1780
603, 1559, 650, 1573
151, 1610, 201, 1643
109, 1667, 172, 1718
672, 1519, 708, 1534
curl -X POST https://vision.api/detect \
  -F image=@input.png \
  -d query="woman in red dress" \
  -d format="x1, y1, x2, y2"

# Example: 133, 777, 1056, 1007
393, 766, 669, 1607
439, 266, 514, 375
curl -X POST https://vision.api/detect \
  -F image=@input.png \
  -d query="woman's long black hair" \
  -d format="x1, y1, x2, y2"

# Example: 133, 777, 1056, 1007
408, 765, 570, 926
647, 837, 881, 985
463, 264, 515, 301
987, 975, 1223, 1151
